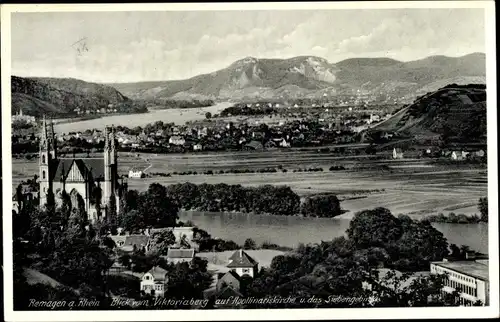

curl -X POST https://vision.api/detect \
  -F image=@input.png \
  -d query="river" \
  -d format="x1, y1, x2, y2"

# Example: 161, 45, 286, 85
179, 211, 489, 254
53, 102, 233, 133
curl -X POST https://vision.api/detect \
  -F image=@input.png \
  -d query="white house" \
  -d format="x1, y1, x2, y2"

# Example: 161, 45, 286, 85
140, 266, 168, 297
279, 138, 291, 148
169, 136, 186, 146
431, 260, 489, 306
226, 249, 259, 278
393, 148, 404, 159
193, 143, 203, 151
128, 169, 144, 178
451, 151, 469, 161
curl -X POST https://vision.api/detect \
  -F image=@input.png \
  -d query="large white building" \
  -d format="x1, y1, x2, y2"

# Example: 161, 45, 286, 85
430, 260, 489, 306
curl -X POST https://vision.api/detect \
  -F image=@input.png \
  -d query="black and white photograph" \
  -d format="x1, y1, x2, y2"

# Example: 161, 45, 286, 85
2, 2, 498, 321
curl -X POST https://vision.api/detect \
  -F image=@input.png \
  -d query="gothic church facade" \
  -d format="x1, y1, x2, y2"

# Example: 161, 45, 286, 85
39, 117, 125, 222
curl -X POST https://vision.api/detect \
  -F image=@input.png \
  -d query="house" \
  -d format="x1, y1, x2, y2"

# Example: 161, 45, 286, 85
108, 261, 126, 274
169, 136, 186, 146
148, 226, 198, 250
451, 151, 468, 161
216, 271, 241, 292
279, 138, 291, 148
393, 148, 404, 159
226, 249, 259, 278
140, 266, 168, 297
165, 248, 195, 264
128, 168, 144, 178
12, 193, 20, 214
193, 143, 203, 151
244, 141, 264, 151
431, 260, 489, 306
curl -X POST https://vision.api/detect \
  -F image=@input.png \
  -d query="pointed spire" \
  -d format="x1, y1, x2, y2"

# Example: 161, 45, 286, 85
41, 115, 48, 141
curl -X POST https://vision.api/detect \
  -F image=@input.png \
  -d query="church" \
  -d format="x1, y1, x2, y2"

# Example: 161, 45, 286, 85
39, 117, 126, 222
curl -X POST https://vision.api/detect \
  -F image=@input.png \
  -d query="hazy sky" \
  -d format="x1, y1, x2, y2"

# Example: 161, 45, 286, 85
11, 9, 485, 83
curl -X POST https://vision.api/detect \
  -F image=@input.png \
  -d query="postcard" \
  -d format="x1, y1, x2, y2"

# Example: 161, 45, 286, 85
2, 1, 498, 321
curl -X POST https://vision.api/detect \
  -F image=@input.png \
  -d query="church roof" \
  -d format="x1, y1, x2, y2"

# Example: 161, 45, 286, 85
51, 158, 105, 181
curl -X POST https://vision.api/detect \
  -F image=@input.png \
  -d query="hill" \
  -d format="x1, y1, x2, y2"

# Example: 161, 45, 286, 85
109, 53, 486, 102
11, 76, 146, 118
372, 84, 487, 143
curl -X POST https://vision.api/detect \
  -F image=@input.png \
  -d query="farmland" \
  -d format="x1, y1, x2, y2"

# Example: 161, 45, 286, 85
12, 149, 487, 219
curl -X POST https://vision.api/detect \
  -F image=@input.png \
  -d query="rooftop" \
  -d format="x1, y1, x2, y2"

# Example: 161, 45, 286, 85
145, 266, 168, 281
227, 249, 258, 268
432, 261, 489, 281
167, 248, 195, 259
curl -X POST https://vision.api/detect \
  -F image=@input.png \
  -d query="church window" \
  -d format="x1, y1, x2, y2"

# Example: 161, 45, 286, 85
42, 171, 46, 179
42, 155, 46, 164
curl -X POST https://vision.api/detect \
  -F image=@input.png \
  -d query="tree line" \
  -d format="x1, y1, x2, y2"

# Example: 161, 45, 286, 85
234, 207, 481, 308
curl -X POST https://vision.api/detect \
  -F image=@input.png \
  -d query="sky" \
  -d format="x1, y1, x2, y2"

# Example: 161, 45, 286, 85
11, 8, 485, 83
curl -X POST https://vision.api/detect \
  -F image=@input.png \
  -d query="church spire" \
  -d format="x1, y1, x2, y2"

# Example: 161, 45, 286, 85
49, 117, 57, 160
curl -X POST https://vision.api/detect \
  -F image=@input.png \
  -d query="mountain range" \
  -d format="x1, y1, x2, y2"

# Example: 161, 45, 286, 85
109, 53, 486, 102
11, 53, 486, 118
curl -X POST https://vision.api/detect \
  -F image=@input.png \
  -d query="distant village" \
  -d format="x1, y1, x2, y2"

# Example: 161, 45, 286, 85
12, 100, 486, 167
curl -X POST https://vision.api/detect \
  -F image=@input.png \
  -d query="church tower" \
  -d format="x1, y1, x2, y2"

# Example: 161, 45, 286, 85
103, 126, 112, 207
103, 125, 119, 216
49, 118, 57, 160
39, 116, 53, 206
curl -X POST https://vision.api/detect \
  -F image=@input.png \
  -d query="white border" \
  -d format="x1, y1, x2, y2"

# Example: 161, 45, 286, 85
2, 2, 498, 321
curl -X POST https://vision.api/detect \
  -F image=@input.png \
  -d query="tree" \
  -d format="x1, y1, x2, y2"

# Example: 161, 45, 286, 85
300, 194, 341, 218
243, 238, 257, 250
347, 208, 403, 248
148, 230, 176, 256
205, 112, 212, 119
138, 183, 179, 228
479, 197, 488, 222
166, 257, 213, 301
119, 210, 144, 233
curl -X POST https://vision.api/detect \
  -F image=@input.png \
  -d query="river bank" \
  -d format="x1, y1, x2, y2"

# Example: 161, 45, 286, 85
179, 210, 489, 254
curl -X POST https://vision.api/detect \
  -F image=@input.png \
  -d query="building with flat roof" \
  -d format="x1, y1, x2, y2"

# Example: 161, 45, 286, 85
430, 260, 489, 306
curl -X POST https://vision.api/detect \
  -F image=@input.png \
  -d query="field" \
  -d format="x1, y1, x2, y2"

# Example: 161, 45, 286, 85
12, 149, 487, 219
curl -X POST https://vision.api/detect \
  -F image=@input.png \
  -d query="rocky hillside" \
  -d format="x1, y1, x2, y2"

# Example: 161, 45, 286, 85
11, 76, 145, 118
373, 84, 487, 142
110, 53, 485, 102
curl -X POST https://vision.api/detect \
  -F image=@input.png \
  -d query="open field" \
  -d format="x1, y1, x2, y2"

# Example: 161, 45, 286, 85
12, 150, 487, 218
